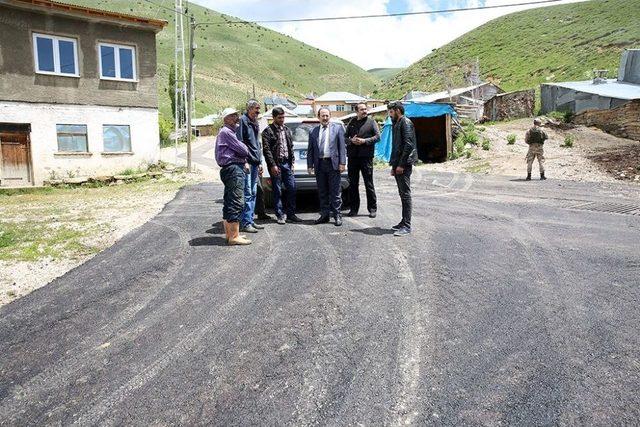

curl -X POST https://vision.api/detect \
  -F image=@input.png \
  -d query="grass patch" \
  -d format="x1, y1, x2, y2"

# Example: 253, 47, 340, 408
481, 138, 492, 150
0, 222, 95, 261
465, 162, 491, 174
561, 134, 575, 148
506, 134, 517, 145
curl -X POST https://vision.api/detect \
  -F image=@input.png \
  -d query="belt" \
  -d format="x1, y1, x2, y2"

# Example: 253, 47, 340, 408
321, 157, 332, 161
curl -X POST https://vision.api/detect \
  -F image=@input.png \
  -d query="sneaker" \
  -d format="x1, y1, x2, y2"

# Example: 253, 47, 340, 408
240, 224, 259, 233
369, 210, 377, 218
252, 223, 265, 230
277, 217, 286, 225
391, 222, 404, 231
286, 215, 303, 223
335, 215, 343, 226
393, 226, 411, 237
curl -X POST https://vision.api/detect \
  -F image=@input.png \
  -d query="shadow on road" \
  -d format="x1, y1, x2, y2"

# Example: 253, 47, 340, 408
189, 236, 227, 247
351, 227, 395, 236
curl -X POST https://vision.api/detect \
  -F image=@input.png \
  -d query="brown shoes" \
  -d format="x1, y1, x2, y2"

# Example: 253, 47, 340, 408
224, 220, 252, 246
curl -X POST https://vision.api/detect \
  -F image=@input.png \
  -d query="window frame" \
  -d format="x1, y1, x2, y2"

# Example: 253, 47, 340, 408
56, 124, 89, 153
32, 33, 80, 77
102, 124, 132, 153
98, 42, 138, 82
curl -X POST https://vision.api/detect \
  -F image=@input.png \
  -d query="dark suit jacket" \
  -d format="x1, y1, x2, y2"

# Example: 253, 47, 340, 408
261, 123, 295, 170
307, 122, 346, 171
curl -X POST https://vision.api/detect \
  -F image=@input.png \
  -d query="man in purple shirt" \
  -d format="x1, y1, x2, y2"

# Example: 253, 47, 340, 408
215, 108, 252, 245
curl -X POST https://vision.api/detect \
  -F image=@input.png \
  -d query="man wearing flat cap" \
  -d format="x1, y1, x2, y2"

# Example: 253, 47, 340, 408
215, 108, 252, 245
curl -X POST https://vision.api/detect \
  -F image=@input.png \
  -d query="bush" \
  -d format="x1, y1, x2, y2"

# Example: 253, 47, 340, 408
481, 138, 491, 151
462, 131, 479, 146
561, 134, 574, 148
506, 134, 517, 145
159, 115, 173, 148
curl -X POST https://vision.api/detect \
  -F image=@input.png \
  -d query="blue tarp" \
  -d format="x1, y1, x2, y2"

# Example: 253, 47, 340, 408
375, 102, 457, 162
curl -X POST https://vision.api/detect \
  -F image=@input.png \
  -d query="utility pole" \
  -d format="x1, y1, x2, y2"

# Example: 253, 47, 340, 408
186, 14, 195, 171
174, 0, 189, 167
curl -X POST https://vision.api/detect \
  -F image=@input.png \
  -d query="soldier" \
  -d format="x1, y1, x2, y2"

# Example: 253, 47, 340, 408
525, 118, 548, 180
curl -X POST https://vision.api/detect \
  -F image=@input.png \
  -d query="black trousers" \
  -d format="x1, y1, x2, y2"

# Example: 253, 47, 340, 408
394, 165, 412, 228
347, 156, 377, 213
255, 177, 267, 217
316, 159, 342, 218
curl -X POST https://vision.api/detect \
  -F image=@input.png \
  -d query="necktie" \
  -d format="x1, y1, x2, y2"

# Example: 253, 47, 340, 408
319, 126, 327, 156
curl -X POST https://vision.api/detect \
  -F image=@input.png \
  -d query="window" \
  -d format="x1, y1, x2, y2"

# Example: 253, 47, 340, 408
33, 33, 79, 77
336, 105, 345, 112
351, 105, 358, 112
103, 125, 132, 152
56, 125, 88, 152
99, 43, 136, 81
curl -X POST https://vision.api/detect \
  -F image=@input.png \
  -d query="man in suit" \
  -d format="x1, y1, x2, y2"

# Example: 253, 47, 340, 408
307, 107, 346, 226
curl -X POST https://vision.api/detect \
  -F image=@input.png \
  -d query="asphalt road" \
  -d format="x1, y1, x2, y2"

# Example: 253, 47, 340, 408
1, 170, 639, 425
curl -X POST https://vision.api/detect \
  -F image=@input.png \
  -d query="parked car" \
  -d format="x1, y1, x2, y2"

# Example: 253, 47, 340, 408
260, 117, 349, 207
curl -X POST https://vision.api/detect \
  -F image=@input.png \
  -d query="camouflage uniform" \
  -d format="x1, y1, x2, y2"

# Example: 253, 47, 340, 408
525, 126, 548, 177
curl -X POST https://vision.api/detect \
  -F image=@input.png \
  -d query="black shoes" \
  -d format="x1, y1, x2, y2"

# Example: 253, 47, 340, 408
286, 215, 303, 223
346, 211, 358, 217
335, 215, 343, 226
391, 222, 404, 231
526, 173, 532, 181
314, 216, 330, 225
540, 172, 547, 180
257, 213, 273, 220
369, 210, 377, 218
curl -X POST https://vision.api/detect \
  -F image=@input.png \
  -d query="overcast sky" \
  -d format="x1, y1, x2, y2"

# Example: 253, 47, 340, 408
191, 0, 583, 70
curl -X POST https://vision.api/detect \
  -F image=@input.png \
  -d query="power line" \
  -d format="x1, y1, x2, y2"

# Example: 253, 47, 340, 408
140, 0, 188, 17
195, 0, 564, 26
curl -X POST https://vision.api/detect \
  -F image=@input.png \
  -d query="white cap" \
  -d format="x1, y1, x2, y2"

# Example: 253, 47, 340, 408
221, 107, 239, 118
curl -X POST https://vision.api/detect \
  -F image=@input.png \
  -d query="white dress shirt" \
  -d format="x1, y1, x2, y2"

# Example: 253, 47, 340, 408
321, 124, 331, 158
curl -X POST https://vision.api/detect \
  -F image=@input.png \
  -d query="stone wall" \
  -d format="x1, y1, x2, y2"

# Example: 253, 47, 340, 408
572, 100, 640, 141
483, 89, 535, 121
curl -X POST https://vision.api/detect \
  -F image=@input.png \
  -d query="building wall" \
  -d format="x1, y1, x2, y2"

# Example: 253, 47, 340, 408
0, 5, 158, 108
483, 89, 535, 121
572, 100, 640, 141
0, 101, 160, 185
540, 84, 627, 114
312, 100, 381, 118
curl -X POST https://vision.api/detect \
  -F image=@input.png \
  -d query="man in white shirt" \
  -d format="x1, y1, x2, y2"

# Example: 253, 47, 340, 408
307, 108, 346, 226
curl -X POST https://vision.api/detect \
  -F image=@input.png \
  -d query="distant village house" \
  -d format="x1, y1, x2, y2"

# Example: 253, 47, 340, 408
312, 92, 383, 118
0, 0, 166, 187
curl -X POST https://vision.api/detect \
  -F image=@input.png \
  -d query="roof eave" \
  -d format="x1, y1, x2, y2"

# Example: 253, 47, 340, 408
6, 0, 168, 32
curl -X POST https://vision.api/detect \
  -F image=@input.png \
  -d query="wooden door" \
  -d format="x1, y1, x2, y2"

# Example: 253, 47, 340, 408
0, 131, 32, 186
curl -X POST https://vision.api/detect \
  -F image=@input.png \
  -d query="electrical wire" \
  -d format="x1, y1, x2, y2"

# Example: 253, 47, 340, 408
196, 0, 564, 26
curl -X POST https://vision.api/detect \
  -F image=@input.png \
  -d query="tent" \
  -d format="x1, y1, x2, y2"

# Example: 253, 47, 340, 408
375, 102, 457, 163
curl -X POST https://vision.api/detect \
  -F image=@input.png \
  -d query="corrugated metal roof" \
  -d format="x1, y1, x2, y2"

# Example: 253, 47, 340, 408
542, 79, 640, 100
411, 83, 496, 103
315, 91, 367, 102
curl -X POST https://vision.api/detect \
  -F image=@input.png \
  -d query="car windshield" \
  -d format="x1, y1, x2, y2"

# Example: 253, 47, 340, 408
286, 123, 316, 143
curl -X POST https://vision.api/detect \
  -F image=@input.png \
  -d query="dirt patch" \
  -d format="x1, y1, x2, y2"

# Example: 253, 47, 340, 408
587, 145, 640, 183
425, 118, 640, 183
0, 175, 203, 307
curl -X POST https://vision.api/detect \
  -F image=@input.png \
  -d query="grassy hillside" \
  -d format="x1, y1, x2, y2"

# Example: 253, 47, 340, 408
368, 68, 404, 81
68, 0, 380, 117
381, 0, 640, 99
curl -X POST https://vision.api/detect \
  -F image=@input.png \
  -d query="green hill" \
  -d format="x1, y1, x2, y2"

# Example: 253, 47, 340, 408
381, 0, 640, 99
68, 0, 380, 118
368, 68, 404, 81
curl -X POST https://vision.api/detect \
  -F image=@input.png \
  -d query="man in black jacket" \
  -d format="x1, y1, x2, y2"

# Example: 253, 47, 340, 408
388, 102, 418, 236
262, 107, 302, 224
345, 103, 380, 218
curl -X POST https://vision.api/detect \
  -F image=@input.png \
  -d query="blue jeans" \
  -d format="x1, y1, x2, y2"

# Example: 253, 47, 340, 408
272, 162, 296, 218
241, 164, 259, 227
220, 164, 245, 222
